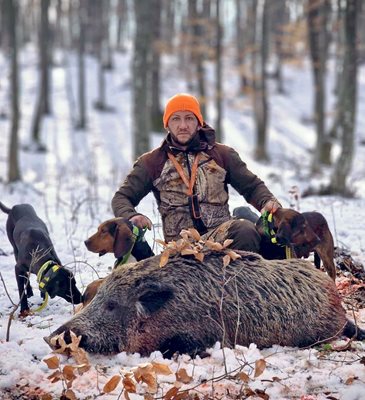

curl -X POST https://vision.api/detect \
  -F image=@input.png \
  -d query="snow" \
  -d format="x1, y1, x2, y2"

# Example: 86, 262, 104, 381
0, 46, 365, 399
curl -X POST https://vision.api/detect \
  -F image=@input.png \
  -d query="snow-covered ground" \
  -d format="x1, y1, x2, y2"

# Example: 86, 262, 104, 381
0, 45, 365, 399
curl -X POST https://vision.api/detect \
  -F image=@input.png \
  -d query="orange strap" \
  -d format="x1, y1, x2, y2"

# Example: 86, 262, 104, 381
167, 152, 200, 196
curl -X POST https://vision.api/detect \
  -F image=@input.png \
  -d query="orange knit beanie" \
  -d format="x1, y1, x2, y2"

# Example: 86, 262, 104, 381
163, 93, 204, 128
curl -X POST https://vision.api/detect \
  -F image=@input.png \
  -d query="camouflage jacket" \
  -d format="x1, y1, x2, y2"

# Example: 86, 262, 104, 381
112, 124, 277, 242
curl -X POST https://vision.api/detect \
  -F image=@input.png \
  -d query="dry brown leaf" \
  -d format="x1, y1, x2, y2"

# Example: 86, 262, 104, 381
63, 389, 77, 400
179, 230, 190, 240
155, 239, 167, 248
164, 386, 179, 400
223, 239, 234, 248
152, 361, 173, 375
181, 248, 197, 256
194, 252, 205, 262
254, 359, 266, 378
205, 240, 223, 251
141, 373, 158, 393
62, 365, 76, 381
226, 250, 241, 260
238, 371, 250, 383
223, 254, 231, 267
72, 349, 90, 373
51, 332, 68, 354
345, 376, 356, 385
124, 391, 131, 400
68, 331, 82, 352
176, 368, 193, 384
43, 355, 60, 370
122, 374, 137, 393
160, 250, 170, 268
144, 394, 154, 400
103, 375, 122, 393
41, 394, 53, 400
188, 228, 201, 241
47, 370, 63, 383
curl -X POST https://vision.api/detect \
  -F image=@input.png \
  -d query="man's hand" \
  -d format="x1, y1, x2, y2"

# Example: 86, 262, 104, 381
260, 199, 281, 215
129, 214, 152, 230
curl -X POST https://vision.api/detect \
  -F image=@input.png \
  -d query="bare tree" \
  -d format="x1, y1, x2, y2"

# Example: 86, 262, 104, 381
327, 0, 359, 195
6, 0, 21, 182
215, 0, 223, 142
150, 0, 163, 132
30, 0, 50, 150
307, 0, 331, 171
252, 0, 270, 161
133, 1, 154, 157
76, 0, 87, 129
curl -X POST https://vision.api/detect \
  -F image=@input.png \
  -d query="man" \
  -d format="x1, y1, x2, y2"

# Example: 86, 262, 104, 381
112, 93, 280, 259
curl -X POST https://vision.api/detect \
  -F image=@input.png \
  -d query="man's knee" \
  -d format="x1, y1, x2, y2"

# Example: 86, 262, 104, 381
227, 219, 260, 252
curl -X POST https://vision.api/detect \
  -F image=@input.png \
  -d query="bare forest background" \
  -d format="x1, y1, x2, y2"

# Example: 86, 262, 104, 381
0, 0, 364, 196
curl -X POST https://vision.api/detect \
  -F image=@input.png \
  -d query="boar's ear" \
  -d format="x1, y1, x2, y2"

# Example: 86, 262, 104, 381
137, 282, 174, 315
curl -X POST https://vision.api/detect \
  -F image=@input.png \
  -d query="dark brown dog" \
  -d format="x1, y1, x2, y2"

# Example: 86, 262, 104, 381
257, 207, 336, 281
84, 217, 154, 262
0, 202, 82, 316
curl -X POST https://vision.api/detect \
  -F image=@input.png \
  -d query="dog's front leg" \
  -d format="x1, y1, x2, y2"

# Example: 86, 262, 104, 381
15, 264, 30, 315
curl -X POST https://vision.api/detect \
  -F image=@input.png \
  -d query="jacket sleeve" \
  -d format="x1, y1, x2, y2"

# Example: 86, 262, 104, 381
111, 157, 154, 219
225, 147, 278, 211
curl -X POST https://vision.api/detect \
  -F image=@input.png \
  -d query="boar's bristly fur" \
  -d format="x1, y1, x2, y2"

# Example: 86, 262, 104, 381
45, 251, 363, 358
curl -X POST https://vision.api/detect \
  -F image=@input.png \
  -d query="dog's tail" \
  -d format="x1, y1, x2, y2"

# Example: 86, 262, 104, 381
0, 202, 11, 214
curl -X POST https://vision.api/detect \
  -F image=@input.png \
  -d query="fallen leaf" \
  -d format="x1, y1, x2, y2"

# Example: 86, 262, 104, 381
181, 248, 197, 256
238, 371, 250, 383
205, 240, 223, 251
62, 365, 76, 381
254, 359, 266, 378
47, 370, 63, 383
194, 252, 205, 262
122, 374, 136, 393
226, 250, 241, 260
176, 368, 193, 384
103, 375, 121, 393
223, 239, 234, 248
63, 389, 77, 400
160, 250, 170, 267
164, 386, 179, 400
345, 376, 356, 385
223, 254, 231, 267
188, 228, 201, 242
155, 239, 167, 248
43, 355, 59, 369
152, 361, 173, 375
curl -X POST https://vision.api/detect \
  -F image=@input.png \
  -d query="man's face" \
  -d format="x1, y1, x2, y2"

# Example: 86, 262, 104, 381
167, 111, 199, 146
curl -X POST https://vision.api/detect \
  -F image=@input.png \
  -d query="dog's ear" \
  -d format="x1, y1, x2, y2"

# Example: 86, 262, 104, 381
113, 221, 135, 259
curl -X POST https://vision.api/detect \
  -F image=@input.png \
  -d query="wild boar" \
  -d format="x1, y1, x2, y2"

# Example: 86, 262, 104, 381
45, 251, 364, 357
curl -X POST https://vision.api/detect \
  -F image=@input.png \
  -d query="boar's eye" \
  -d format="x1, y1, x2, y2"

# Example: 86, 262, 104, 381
105, 300, 118, 312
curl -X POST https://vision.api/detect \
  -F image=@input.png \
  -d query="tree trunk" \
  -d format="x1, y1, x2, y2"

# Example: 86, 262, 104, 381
116, 0, 128, 52
328, 0, 358, 195
7, 0, 21, 182
133, 1, 153, 158
307, 0, 331, 172
272, 0, 287, 94
252, 0, 269, 161
150, 0, 163, 132
31, 0, 50, 150
76, 0, 87, 130
235, 0, 248, 93
215, 0, 223, 142
161, 0, 175, 53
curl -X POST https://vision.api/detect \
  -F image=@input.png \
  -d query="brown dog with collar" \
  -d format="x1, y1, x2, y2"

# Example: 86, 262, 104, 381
234, 206, 336, 281
257, 208, 336, 281
82, 217, 154, 307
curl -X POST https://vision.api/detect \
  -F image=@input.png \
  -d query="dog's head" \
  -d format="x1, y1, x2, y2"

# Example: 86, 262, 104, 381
273, 208, 320, 248
46, 268, 82, 304
84, 218, 135, 259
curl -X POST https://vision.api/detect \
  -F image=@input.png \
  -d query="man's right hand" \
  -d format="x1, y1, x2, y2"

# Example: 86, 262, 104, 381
129, 215, 152, 230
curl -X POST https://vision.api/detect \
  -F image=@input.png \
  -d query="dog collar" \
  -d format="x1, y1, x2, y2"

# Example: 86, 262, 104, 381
114, 224, 147, 268
37, 260, 61, 293
261, 211, 294, 259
